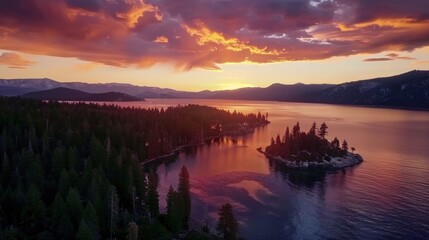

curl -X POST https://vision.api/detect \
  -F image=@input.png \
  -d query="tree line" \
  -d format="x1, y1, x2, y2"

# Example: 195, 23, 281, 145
0, 97, 247, 239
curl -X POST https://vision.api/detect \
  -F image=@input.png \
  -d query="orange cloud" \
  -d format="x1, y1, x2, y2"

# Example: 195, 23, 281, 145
0, 0, 428, 70
154, 36, 168, 43
0, 52, 36, 69
183, 21, 282, 56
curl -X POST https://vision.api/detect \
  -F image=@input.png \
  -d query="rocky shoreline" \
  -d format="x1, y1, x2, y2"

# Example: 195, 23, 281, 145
257, 147, 363, 170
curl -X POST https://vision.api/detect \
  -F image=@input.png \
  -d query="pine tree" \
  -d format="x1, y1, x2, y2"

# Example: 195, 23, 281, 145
292, 122, 300, 139
127, 222, 138, 240
83, 201, 100, 239
25, 154, 45, 190
58, 208, 75, 239
217, 203, 239, 240
147, 127, 161, 158
274, 134, 281, 154
134, 169, 147, 215
67, 146, 78, 172
309, 122, 317, 136
51, 193, 67, 226
108, 186, 119, 240
129, 185, 137, 220
282, 127, 290, 156
146, 171, 159, 220
90, 137, 106, 168
51, 147, 65, 178
76, 219, 94, 240
21, 184, 46, 232
1, 152, 10, 187
58, 169, 71, 197
166, 186, 181, 233
50, 192, 75, 239
178, 166, 190, 228
93, 192, 105, 236
284, 127, 290, 143
292, 122, 301, 154
342, 140, 349, 152
319, 122, 328, 139
66, 188, 83, 227
331, 137, 340, 149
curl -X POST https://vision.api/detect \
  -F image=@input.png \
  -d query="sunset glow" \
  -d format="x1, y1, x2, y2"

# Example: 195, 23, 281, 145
1, 1, 429, 238
0, 0, 428, 90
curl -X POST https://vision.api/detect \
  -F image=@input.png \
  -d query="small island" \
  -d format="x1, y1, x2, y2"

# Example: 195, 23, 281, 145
258, 122, 363, 170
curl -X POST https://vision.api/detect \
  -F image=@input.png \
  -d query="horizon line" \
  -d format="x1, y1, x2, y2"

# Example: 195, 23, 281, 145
0, 69, 426, 92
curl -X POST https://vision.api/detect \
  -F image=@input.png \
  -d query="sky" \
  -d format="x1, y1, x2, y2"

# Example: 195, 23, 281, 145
0, 0, 429, 91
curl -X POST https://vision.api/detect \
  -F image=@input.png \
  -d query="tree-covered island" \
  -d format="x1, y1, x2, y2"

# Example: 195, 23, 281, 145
259, 122, 363, 170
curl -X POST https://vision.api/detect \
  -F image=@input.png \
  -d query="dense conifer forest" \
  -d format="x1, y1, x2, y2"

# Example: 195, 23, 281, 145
0, 97, 260, 239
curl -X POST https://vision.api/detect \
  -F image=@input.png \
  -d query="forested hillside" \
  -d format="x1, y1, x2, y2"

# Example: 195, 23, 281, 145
0, 98, 265, 239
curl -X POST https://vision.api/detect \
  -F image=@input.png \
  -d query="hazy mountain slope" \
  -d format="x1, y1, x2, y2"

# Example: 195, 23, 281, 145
304, 70, 429, 108
22, 87, 142, 101
22, 87, 91, 100
0, 78, 190, 97
208, 83, 334, 101
0, 78, 61, 90
2, 70, 429, 108
0, 86, 37, 96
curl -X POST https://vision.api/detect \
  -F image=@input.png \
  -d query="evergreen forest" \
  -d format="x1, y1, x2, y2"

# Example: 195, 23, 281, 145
0, 98, 257, 239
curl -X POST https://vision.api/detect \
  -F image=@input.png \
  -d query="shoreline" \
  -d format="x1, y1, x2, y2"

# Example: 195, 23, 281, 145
141, 121, 269, 167
257, 147, 363, 170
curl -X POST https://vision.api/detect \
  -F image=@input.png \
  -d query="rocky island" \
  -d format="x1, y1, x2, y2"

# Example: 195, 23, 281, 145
258, 122, 363, 170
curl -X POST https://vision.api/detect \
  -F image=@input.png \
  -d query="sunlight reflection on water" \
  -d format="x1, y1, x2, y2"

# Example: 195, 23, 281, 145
111, 99, 429, 240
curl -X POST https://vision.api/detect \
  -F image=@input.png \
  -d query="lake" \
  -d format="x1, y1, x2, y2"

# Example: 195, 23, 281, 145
114, 99, 429, 239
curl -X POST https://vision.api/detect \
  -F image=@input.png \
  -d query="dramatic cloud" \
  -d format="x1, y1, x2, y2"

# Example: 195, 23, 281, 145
0, 0, 428, 69
0, 52, 36, 68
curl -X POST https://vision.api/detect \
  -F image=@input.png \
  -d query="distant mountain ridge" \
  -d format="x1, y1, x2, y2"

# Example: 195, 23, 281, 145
208, 83, 334, 101
22, 87, 142, 102
0, 85, 37, 96
302, 70, 429, 108
0, 78, 195, 98
1, 70, 428, 109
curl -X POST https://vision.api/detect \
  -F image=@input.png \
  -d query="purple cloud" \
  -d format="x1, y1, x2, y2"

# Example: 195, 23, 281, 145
0, 0, 428, 69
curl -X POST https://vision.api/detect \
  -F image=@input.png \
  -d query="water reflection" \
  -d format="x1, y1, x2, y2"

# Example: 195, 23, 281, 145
128, 99, 429, 240
268, 158, 327, 189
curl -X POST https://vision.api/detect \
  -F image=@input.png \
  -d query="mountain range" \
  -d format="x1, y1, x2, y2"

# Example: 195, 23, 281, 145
1, 70, 428, 109
22, 87, 141, 102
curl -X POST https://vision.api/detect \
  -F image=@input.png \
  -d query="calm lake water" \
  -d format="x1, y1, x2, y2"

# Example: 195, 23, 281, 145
116, 99, 429, 239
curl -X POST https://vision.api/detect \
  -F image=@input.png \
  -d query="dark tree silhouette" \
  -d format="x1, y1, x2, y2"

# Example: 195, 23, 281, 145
146, 171, 159, 219
319, 122, 328, 139
331, 137, 340, 150
217, 203, 239, 240
166, 186, 181, 233
342, 140, 348, 152
309, 122, 317, 136
265, 122, 353, 162
76, 219, 93, 240
178, 166, 191, 228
